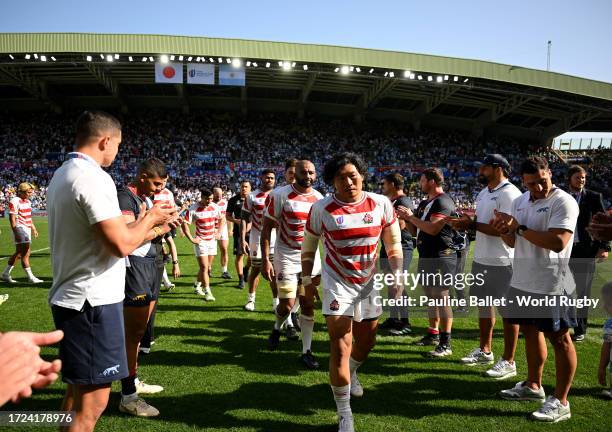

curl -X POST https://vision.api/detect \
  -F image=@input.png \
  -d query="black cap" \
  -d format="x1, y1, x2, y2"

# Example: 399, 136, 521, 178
479, 154, 510, 170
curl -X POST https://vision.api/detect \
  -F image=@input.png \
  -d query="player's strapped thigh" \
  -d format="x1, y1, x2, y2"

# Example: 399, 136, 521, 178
276, 273, 299, 299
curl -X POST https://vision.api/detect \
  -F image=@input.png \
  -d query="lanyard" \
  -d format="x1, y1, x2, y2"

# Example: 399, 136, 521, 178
66, 152, 99, 168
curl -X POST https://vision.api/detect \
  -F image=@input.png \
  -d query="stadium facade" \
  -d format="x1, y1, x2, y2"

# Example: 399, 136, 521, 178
1, 32, 611, 144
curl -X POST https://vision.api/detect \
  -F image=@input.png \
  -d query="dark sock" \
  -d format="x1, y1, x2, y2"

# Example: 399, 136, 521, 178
439, 331, 451, 345
244, 267, 250, 280
238, 274, 244, 282
400, 318, 410, 325
121, 374, 137, 396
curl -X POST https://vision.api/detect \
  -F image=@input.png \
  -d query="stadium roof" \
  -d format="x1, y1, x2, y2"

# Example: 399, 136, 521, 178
1, 32, 612, 143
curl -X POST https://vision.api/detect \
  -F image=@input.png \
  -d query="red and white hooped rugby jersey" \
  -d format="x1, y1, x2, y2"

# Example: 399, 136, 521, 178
306, 192, 395, 285
265, 184, 323, 251
242, 189, 271, 233
185, 202, 221, 241
153, 188, 176, 208
215, 198, 228, 218
9, 196, 32, 229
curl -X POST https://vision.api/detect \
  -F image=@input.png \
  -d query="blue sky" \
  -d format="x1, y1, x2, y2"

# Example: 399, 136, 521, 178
1, 0, 611, 83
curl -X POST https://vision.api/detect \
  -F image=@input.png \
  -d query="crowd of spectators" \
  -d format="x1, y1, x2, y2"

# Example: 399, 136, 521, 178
1, 111, 610, 213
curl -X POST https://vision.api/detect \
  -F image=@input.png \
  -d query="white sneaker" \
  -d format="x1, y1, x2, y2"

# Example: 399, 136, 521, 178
461, 348, 494, 366
0, 294, 8, 306
28, 276, 44, 284
204, 289, 216, 302
139, 347, 150, 354
195, 287, 205, 296
338, 413, 355, 432
602, 389, 612, 399
531, 396, 571, 422
135, 380, 164, 394
1, 274, 16, 284
350, 372, 363, 398
244, 300, 255, 311
500, 381, 545, 401
485, 358, 517, 380
119, 396, 160, 417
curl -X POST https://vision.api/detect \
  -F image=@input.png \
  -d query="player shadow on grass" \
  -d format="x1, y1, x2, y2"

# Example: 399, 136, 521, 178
146, 318, 330, 377
100, 378, 533, 430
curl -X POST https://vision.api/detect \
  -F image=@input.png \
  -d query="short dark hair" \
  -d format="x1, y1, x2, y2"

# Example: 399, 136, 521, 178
567, 164, 586, 179
285, 158, 299, 171
322, 152, 368, 186
421, 168, 444, 186
200, 187, 212, 198
261, 169, 275, 177
384, 173, 404, 190
240, 180, 251, 186
75, 110, 121, 144
520, 156, 549, 176
138, 158, 167, 179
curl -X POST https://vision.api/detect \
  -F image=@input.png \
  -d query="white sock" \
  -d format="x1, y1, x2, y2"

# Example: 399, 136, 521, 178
331, 384, 352, 416
204, 286, 211, 292
272, 297, 279, 309
290, 299, 300, 313
162, 268, 172, 286
349, 356, 363, 376
195, 281, 202, 288
274, 310, 288, 330
3, 265, 13, 276
300, 314, 314, 353
222, 265, 228, 272
24, 267, 34, 278
248, 293, 256, 302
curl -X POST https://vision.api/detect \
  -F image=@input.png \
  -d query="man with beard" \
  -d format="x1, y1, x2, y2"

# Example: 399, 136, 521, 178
117, 158, 173, 417
447, 154, 522, 377
397, 168, 456, 357
242, 169, 278, 311
261, 159, 323, 369
302, 153, 402, 432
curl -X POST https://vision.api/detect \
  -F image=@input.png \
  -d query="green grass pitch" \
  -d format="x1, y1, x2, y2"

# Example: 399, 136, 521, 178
0, 217, 610, 431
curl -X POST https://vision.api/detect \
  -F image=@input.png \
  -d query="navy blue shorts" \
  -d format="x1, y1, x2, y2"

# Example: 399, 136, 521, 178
125, 256, 158, 307
52, 301, 128, 385
505, 287, 578, 333
470, 262, 513, 317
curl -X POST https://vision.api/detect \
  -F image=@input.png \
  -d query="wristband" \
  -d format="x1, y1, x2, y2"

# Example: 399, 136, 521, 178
172, 260, 179, 265
302, 276, 313, 286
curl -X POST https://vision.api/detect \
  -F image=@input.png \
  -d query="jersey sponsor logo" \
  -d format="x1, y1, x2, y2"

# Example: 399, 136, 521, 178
99, 364, 120, 377
362, 213, 374, 224
490, 197, 498, 201
336, 216, 344, 226
329, 299, 340, 311
537, 207, 550, 213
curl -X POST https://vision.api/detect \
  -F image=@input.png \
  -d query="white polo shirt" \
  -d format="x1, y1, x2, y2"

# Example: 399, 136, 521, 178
47, 152, 125, 310
473, 180, 522, 266
509, 187, 579, 295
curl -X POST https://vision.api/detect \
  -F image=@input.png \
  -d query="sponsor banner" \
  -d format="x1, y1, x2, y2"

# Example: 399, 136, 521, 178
187, 63, 215, 85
